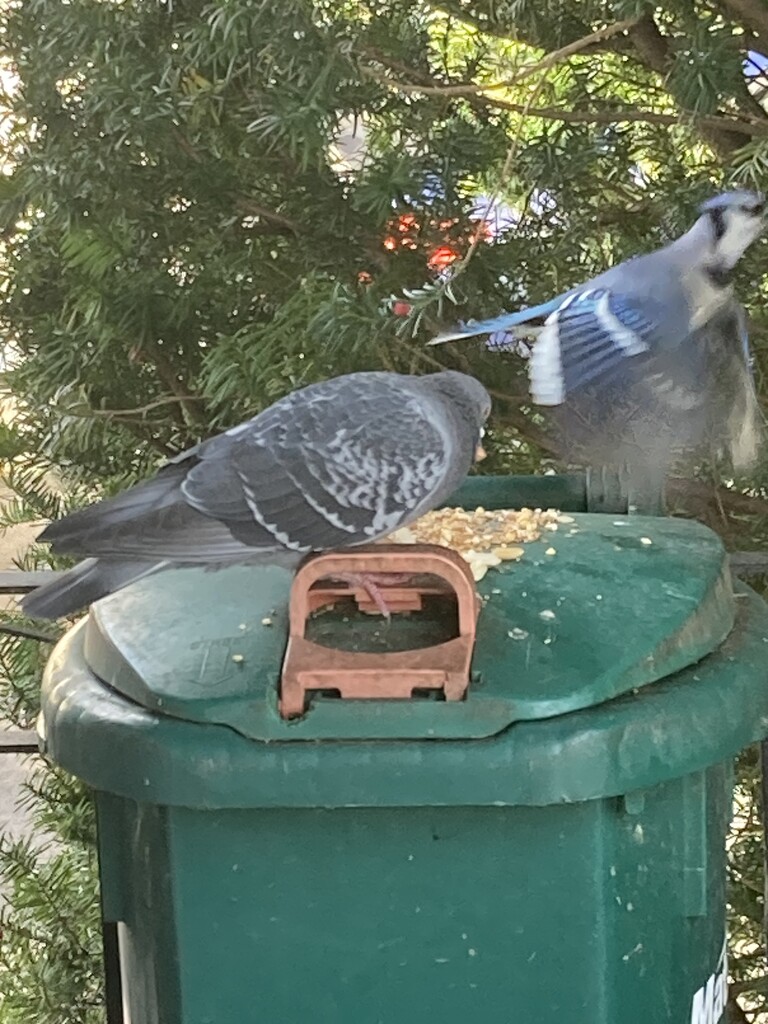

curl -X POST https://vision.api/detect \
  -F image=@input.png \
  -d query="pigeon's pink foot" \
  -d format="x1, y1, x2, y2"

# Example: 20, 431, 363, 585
334, 572, 415, 618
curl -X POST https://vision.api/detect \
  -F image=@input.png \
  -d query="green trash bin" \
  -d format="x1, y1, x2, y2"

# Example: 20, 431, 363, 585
39, 497, 768, 1024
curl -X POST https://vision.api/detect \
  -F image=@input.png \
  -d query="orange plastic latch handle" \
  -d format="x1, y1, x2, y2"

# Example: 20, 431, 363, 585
279, 544, 479, 719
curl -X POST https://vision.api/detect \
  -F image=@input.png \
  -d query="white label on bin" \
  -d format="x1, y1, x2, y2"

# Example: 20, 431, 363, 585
690, 935, 727, 1024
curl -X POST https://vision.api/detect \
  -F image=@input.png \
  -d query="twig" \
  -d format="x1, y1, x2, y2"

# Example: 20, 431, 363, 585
362, 16, 640, 97
142, 346, 204, 428
83, 395, 203, 418
449, 74, 547, 278
481, 100, 768, 137
363, 16, 765, 153
234, 198, 301, 234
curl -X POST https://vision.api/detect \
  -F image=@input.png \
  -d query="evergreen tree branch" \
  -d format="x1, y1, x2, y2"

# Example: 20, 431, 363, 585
622, 12, 760, 154
426, 2, 634, 53
481, 100, 768, 137
624, 11, 670, 77
0, 841, 93, 960
361, 16, 641, 96
141, 345, 204, 429
384, 6, 764, 154
171, 126, 302, 235
121, 424, 180, 459
363, 40, 766, 145
718, 0, 768, 43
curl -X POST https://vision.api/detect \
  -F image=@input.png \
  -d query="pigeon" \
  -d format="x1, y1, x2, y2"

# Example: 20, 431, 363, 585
21, 370, 491, 619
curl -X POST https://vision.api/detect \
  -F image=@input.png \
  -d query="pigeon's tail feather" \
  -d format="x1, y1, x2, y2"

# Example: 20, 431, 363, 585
21, 558, 162, 620
38, 468, 185, 548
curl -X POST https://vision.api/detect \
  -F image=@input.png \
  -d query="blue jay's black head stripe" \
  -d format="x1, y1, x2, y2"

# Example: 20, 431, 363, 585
708, 208, 727, 243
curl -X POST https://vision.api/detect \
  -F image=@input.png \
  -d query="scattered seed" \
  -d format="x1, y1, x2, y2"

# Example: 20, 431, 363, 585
493, 545, 525, 561
640, 537, 653, 546
385, 507, 562, 579
261, 617, 273, 626
539, 609, 556, 621
507, 628, 529, 640
231, 654, 245, 663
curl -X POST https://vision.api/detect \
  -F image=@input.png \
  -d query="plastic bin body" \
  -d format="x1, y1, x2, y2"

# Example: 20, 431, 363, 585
96, 772, 730, 1024
39, 484, 767, 1024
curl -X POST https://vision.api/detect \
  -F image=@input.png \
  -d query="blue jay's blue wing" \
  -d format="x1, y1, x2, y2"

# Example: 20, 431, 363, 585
529, 288, 664, 405
428, 294, 566, 346
551, 299, 762, 475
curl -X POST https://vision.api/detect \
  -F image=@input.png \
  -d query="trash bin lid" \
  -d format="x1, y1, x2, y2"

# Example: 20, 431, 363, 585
81, 512, 735, 741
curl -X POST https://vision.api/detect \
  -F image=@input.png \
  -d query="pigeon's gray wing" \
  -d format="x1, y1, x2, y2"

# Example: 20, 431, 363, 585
36, 451, 276, 561
182, 375, 457, 551
42, 375, 459, 561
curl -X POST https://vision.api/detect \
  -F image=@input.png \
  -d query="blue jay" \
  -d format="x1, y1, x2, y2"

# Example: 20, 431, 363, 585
430, 191, 766, 480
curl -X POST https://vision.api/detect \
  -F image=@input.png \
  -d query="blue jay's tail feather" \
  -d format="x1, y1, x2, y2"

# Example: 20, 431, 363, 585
21, 558, 164, 619
729, 307, 764, 469
727, 373, 764, 470
428, 296, 563, 346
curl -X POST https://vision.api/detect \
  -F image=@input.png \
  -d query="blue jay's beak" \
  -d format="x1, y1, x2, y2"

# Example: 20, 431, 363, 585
475, 444, 487, 462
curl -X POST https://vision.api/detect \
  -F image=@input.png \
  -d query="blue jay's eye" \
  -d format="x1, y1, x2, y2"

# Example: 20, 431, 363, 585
743, 200, 765, 216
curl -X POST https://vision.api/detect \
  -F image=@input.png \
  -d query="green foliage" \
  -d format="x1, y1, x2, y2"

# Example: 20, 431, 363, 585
2, 0, 768, 1018
0, 784, 103, 1024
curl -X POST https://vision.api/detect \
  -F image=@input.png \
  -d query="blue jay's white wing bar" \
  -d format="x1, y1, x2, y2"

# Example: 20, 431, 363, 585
530, 289, 655, 405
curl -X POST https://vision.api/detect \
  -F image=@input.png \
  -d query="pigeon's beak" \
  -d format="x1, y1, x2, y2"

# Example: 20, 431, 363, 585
475, 444, 487, 462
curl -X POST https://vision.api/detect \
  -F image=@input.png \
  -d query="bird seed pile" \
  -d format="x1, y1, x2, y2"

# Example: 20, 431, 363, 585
387, 506, 571, 580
